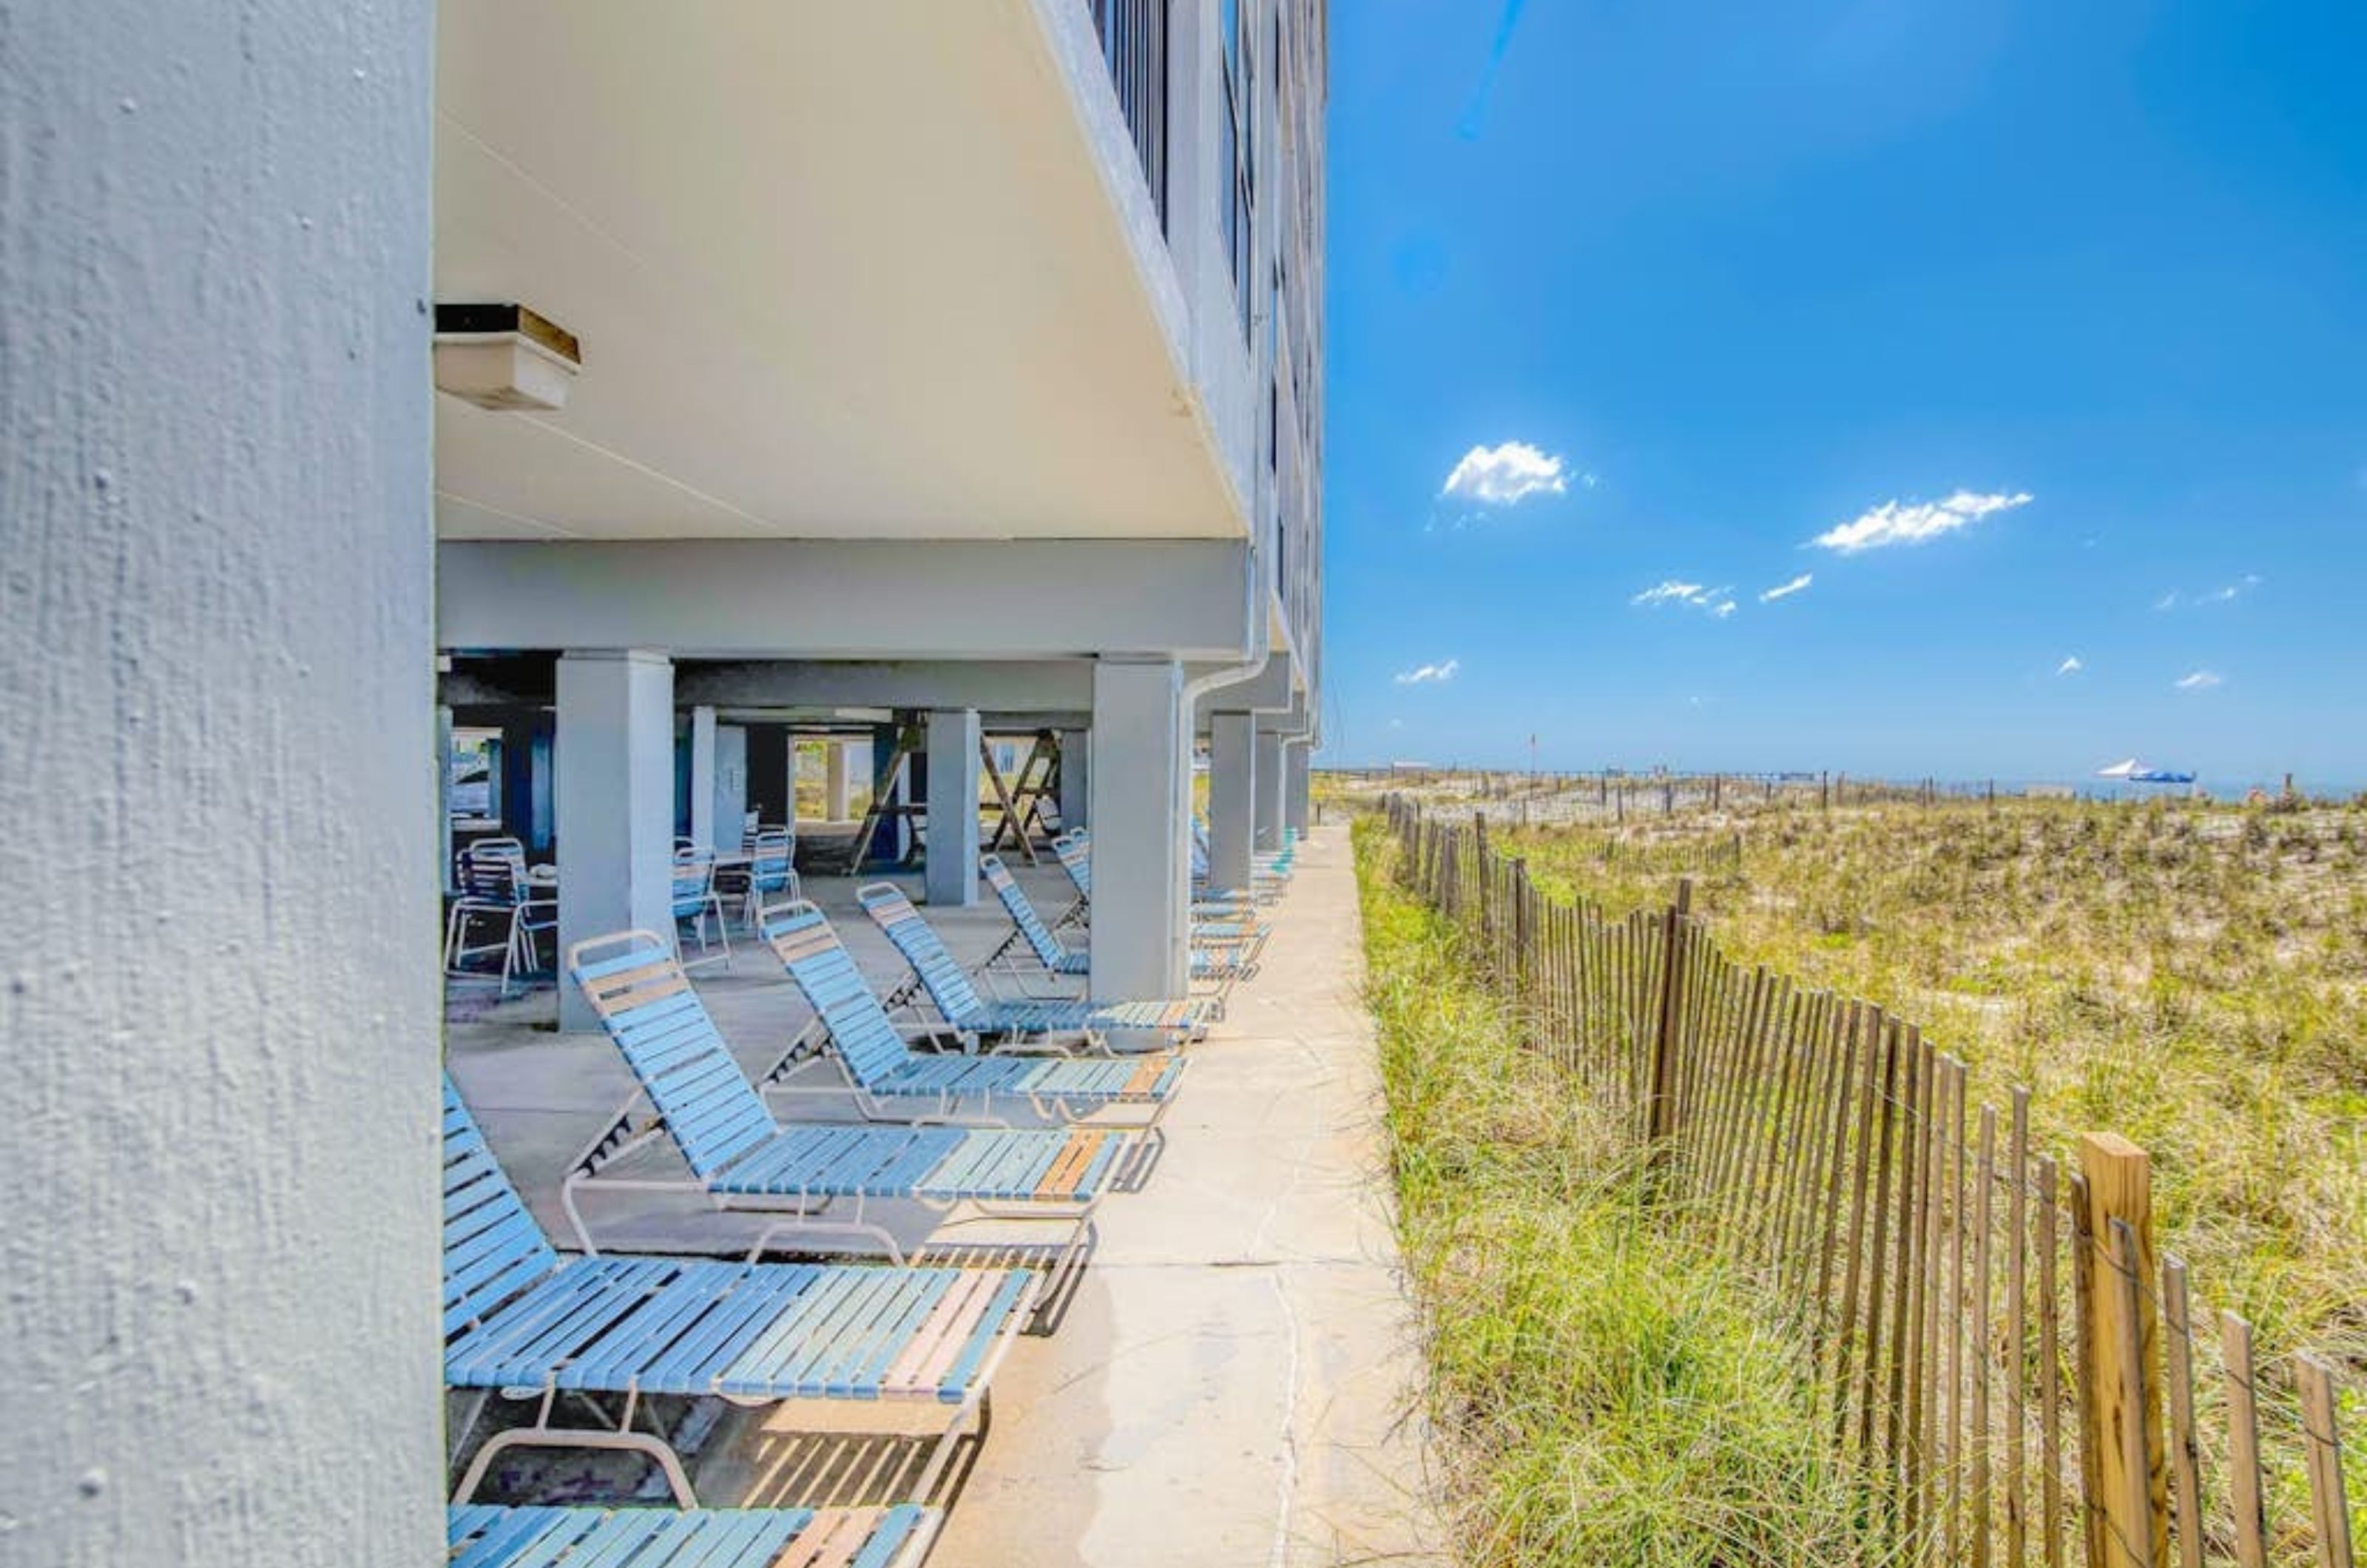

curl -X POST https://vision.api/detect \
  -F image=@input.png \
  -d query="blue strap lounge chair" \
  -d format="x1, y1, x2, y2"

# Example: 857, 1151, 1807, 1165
754, 900, 1184, 1132
857, 882, 1213, 1047
448, 1502, 936, 1568
564, 931, 1132, 1280
1049, 833, 1271, 952
977, 854, 1255, 1007
442, 1075, 1033, 1509
1190, 815, 1295, 896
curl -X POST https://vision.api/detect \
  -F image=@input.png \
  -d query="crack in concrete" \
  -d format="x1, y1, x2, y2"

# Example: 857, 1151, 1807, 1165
1266, 1266, 1306, 1568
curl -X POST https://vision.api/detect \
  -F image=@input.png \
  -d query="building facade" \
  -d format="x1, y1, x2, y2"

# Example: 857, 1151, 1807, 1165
4, 2, 1323, 1560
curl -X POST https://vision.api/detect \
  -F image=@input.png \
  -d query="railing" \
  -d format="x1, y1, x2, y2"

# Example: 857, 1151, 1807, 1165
1382, 793, 2360, 1568
1086, 0, 1168, 229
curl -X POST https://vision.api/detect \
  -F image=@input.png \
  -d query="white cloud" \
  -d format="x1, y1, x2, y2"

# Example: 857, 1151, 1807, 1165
1809, 490, 2033, 553
2056, 656, 2084, 676
2153, 591, 2180, 612
2174, 669, 2223, 691
1632, 579, 1735, 610
1632, 580, 1738, 618
1394, 659, 1460, 686
1632, 579, 1705, 606
2199, 573, 2263, 604
1759, 572, 1814, 603
1439, 441, 1570, 506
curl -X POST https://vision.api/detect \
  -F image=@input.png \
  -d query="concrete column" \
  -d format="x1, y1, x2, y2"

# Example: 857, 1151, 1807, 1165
924, 709, 982, 906
869, 722, 908, 863
529, 712, 556, 852
1205, 712, 1257, 893
825, 740, 854, 822
437, 705, 456, 893
1284, 740, 1313, 835
1255, 720, 1287, 851
686, 704, 717, 849
556, 651, 677, 1032
713, 724, 748, 848
1057, 728, 1090, 832
1089, 660, 1189, 999
3, 0, 442, 1554
500, 710, 538, 847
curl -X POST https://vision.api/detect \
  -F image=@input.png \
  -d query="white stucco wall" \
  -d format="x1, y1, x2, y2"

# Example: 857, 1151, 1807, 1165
0, 2, 442, 1564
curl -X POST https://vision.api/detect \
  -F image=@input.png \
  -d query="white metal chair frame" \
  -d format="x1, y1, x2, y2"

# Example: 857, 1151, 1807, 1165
558, 930, 1116, 1291
717, 824, 799, 930
669, 847, 732, 970
442, 839, 556, 997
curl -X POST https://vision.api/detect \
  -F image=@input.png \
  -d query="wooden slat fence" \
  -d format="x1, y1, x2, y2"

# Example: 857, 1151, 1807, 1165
1383, 793, 2358, 1568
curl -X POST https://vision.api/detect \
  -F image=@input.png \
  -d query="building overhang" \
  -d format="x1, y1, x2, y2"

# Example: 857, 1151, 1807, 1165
1192, 655, 1301, 722
438, 539, 1257, 662
433, 0, 1238, 544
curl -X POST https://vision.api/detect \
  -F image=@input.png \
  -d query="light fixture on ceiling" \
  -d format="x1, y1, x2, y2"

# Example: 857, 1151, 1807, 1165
433, 303, 581, 411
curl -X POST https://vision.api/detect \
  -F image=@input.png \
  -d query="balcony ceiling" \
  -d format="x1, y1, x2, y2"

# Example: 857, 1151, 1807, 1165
434, 1, 1237, 541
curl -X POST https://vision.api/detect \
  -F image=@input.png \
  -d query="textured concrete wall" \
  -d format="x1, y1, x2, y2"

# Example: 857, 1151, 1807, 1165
1088, 660, 1190, 999
0, 2, 442, 1563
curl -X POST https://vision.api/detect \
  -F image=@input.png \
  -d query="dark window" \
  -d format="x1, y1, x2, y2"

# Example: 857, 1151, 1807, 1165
1220, 0, 1254, 339
1088, 0, 1169, 229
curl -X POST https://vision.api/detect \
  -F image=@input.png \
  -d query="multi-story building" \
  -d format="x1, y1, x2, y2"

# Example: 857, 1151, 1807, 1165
434, 0, 1326, 1018
7, 2, 1323, 1560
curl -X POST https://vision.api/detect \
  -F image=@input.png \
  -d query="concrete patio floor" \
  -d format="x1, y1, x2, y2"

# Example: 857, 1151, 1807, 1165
445, 823, 1446, 1566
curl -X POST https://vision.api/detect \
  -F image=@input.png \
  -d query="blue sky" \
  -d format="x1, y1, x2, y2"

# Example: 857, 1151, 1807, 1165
1319, 1, 2367, 788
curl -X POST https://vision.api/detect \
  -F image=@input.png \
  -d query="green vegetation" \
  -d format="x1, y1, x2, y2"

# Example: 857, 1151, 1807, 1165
1356, 819, 1898, 1567
1504, 798, 2367, 1364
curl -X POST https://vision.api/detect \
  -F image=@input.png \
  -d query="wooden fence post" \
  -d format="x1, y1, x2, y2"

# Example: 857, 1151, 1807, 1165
1646, 876, 1695, 1159
2297, 1356, 2355, 1568
2080, 1133, 2167, 1568
1510, 856, 1532, 1031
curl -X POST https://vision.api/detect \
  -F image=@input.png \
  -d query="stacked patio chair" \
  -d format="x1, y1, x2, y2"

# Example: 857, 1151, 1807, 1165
754, 900, 1184, 1133
444, 838, 557, 998
1189, 814, 1295, 902
715, 824, 798, 931
441, 1075, 1033, 1518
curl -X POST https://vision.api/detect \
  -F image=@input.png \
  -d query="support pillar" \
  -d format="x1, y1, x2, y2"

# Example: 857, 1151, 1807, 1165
1206, 712, 1257, 893
686, 705, 717, 849
924, 709, 982, 906
825, 740, 854, 822
1284, 740, 1312, 835
500, 710, 538, 851
1088, 660, 1189, 999
556, 650, 676, 1032
870, 723, 909, 863
7, 0, 445, 1547
436, 705, 456, 893
1254, 720, 1287, 852
528, 712, 556, 853
743, 722, 791, 827
1057, 728, 1090, 832
712, 723, 748, 848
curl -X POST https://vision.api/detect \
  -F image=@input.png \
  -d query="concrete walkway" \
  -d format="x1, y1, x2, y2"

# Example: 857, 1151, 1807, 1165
445, 822, 1443, 1565
925, 825, 1444, 1567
